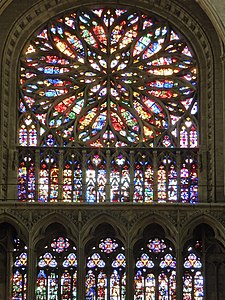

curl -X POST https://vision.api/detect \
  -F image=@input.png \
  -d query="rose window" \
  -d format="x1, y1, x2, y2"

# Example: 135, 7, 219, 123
18, 7, 198, 203
19, 7, 197, 148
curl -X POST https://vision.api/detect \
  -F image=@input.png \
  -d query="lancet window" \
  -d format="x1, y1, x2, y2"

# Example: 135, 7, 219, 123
134, 237, 176, 299
12, 239, 27, 300
36, 236, 77, 299
86, 237, 126, 299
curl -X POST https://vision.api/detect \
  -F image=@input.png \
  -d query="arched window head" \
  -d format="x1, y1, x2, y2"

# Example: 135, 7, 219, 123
86, 237, 126, 299
183, 240, 204, 299
134, 237, 176, 299
18, 6, 199, 203
12, 238, 27, 300
36, 236, 77, 299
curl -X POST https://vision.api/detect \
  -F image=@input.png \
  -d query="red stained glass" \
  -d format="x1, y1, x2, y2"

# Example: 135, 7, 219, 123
18, 7, 199, 204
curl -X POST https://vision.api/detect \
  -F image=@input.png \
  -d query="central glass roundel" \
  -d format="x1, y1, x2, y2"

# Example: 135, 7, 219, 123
20, 7, 197, 147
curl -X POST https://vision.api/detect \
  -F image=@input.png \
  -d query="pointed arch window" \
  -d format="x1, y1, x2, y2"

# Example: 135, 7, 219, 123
86, 237, 126, 299
183, 240, 204, 299
12, 239, 27, 300
134, 237, 176, 299
18, 6, 198, 203
36, 236, 77, 299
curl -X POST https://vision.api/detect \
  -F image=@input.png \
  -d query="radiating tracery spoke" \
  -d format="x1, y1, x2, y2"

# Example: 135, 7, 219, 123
18, 6, 199, 204
20, 7, 197, 148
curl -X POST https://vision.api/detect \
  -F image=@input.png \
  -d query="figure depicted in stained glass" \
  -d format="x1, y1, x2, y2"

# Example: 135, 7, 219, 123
20, 8, 197, 148
36, 237, 77, 300
183, 241, 204, 300
18, 6, 198, 203
12, 239, 27, 300
86, 237, 126, 300
134, 238, 176, 299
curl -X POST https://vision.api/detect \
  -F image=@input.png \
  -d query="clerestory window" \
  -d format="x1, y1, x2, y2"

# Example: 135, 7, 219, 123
18, 6, 198, 203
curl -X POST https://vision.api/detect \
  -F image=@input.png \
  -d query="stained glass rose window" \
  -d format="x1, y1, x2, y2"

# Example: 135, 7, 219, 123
19, 7, 197, 148
18, 7, 198, 203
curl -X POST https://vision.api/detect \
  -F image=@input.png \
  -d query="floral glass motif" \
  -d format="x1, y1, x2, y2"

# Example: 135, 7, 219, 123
36, 237, 77, 300
18, 6, 199, 203
183, 242, 204, 300
19, 8, 197, 148
12, 239, 27, 300
86, 237, 126, 299
134, 238, 176, 299
51, 237, 70, 253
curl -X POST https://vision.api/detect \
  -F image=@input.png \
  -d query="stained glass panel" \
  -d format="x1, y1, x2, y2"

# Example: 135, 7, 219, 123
39, 151, 59, 202
110, 153, 130, 202
86, 237, 126, 300
18, 6, 199, 203
86, 152, 106, 202
135, 238, 176, 300
183, 241, 204, 299
63, 151, 82, 202
134, 151, 154, 203
36, 237, 77, 299
19, 7, 197, 148
18, 151, 35, 202
12, 239, 27, 300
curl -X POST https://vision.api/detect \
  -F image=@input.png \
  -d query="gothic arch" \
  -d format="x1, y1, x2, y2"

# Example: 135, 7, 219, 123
0, 1, 225, 298
81, 215, 127, 246
0, 0, 221, 202
130, 214, 177, 247
0, 215, 28, 242
31, 214, 78, 246
180, 215, 225, 247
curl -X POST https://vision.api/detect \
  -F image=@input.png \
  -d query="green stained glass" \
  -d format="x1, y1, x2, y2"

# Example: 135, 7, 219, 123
19, 7, 197, 148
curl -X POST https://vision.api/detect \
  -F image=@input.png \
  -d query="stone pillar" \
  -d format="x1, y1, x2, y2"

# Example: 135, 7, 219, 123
126, 245, 134, 299
176, 211, 183, 300
7, 148, 18, 202
0, 248, 6, 299
77, 211, 86, 298
222, 55, 225, 199
26, 241, 36, 300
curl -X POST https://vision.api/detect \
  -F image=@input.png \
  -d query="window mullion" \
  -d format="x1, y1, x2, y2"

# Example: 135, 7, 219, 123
58, 150, 63, 202
130, 150, 134, 202
106, 150, 111, 202
35, 149, 40, 202
153, 150, 158, 202
82, 150, 87, 202
176, 150, 181, 202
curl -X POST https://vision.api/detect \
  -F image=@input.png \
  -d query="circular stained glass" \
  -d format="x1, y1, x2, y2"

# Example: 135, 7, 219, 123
20, 7, 197, 147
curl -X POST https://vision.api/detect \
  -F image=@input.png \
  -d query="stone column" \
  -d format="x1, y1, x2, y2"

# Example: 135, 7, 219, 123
176, 211, 183, 300
26, 239, 36, 300
77, 211, 86, 298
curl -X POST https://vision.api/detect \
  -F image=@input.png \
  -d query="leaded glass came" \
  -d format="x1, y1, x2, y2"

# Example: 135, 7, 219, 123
86, 237, 126, 299
134, 238, 176, 299
12, 239, 27, 300
36, 237, 77, 299
183, 241, 204, 299
18, 6, 198, 203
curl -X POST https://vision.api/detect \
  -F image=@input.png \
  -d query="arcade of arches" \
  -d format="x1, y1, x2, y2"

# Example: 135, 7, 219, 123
0, 0, 225, 299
